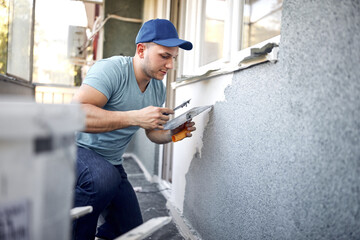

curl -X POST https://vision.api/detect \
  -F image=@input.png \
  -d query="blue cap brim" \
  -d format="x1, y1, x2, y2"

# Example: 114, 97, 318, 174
153, 38, 193, 50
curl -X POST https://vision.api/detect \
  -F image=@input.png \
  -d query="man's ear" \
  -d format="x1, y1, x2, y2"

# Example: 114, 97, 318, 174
136, 43, 146, 59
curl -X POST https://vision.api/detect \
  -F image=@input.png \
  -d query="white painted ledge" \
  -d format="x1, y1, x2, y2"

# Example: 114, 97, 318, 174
172, 35, 281, 89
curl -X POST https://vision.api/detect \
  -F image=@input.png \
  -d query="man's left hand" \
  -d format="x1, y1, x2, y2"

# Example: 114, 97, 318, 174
171, 120, 196, 139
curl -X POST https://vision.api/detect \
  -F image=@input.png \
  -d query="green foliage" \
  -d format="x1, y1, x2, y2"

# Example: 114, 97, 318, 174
0, 0, 8, 74
74, 65, 82, 86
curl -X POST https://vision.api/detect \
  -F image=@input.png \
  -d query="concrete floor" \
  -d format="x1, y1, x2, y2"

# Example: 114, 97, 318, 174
122, 156, 184, 240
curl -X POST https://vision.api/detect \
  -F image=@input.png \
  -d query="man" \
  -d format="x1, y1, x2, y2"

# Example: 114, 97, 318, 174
72, 19, 194, 240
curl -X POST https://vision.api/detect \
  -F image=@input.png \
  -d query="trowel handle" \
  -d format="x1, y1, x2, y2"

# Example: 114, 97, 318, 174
172, 129, 191, 142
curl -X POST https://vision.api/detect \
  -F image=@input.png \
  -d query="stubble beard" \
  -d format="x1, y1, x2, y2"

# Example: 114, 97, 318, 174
142, 60, 163, 80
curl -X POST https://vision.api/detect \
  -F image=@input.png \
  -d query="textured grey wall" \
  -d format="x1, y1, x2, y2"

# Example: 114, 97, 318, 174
183, 1, 360, 239
103, 0, 143, 58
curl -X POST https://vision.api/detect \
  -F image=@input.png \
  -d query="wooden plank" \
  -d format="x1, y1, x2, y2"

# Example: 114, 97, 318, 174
70, 206, 93, 219
115, 216, 172, 240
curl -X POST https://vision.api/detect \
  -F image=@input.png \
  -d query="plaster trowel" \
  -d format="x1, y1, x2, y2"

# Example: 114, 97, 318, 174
164, 105, 213, 142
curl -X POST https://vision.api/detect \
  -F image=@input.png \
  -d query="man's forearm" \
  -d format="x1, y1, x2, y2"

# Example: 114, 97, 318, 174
145, 121, 196, 144
82, 104, 136, 133
145, 129, 172, 144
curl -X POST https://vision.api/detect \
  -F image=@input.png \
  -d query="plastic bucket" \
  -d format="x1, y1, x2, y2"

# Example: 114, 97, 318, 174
0, 98, 84, 240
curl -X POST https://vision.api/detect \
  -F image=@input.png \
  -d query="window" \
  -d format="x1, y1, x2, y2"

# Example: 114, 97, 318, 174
33, 0, 89, 86
1, 0, 102, 103
242, 0, 282, 49
200, 0, 226, 66
33, 0, 101, 103
180, 0, 282, 78
7, 0, 35, 81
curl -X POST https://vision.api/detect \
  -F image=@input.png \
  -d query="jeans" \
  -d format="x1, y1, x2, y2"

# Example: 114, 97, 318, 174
72, 147, 143, 240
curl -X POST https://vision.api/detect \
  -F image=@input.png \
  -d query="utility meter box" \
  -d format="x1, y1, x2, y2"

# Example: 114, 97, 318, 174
0, 98, 85, 240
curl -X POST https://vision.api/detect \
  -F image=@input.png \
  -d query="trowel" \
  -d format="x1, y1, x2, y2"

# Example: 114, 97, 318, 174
164, 105, 213, 142
163, 99, 191, 115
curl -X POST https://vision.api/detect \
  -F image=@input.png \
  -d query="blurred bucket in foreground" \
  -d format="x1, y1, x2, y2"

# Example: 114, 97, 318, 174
0, 98, 84, 240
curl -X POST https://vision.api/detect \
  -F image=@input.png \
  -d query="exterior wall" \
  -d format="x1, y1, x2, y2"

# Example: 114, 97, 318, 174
0, 76, 35, 96
126, 129, 158, 175
103, 0, 143, 58
181, 0, 360, 239
171, 74, 232, 210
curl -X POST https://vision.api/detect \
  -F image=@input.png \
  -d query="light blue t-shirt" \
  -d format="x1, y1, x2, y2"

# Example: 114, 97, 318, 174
76, 56, 166, 165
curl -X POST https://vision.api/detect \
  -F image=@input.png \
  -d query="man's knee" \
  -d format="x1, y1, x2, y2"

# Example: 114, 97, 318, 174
92, 165, 120, 199
75, 153, 120, 207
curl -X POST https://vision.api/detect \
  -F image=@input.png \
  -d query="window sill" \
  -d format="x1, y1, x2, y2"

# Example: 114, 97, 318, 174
0, 74, 34, 89
172, 36, 280, 89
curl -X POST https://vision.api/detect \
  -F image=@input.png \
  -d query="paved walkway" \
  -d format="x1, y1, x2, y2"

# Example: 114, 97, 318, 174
122, 156, 184, 240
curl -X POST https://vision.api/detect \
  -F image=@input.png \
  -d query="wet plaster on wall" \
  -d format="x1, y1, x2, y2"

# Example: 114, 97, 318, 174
183, 0, 360, 239
171, 74, 233, 211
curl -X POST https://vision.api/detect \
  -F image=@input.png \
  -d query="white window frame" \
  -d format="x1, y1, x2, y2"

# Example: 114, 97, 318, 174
178, 0, 281, 80
7, 0, 36, 82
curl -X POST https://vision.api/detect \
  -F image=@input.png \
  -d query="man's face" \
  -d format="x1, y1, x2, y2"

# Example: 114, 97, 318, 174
142, 43, 179, 80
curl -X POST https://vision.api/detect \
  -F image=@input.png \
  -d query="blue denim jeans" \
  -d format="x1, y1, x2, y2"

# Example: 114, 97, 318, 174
72, 147, 143, 240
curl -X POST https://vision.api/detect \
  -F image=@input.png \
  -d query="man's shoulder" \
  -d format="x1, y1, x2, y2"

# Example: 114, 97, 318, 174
84, 56, 134, 93
89, 56, 133, 79
98, 56, 132, 67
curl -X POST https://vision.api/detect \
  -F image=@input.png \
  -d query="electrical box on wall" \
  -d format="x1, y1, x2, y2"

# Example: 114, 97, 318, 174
67, 26, 87, 59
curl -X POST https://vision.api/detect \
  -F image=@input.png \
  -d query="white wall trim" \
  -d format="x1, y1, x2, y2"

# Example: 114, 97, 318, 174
124, 152, 201, 240
153, 175, 172, 200
166, 200, 203, 240
173, 35, 281, 89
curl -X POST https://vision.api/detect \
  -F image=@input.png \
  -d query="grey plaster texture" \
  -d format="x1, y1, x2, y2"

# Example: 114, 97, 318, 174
183, 0, 360, 239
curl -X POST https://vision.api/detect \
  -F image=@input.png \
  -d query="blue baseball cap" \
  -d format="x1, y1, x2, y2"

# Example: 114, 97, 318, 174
136, 19, 193, 50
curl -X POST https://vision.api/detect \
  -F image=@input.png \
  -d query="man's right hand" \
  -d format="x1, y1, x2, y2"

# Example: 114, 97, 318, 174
134, 106, 174, 130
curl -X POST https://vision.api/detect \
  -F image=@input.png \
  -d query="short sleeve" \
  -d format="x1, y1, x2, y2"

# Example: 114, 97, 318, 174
83, 59, 121, 100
